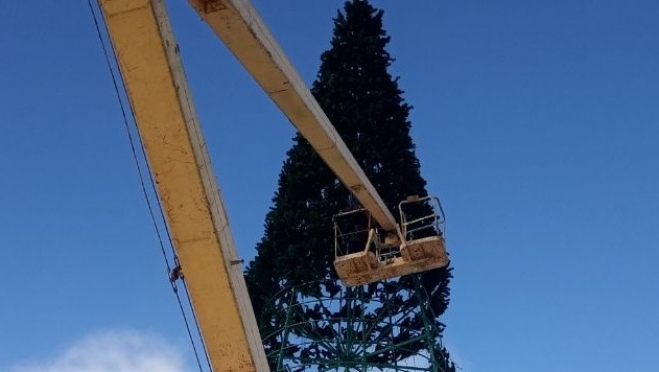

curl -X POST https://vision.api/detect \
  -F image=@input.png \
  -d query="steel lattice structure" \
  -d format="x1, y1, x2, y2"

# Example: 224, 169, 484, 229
259, 278, 453, 372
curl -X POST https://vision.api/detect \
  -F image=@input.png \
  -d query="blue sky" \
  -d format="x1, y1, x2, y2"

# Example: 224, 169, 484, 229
1, 0, 658, 371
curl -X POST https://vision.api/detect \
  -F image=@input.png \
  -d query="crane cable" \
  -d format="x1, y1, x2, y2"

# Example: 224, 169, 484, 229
86, 1, 211, 371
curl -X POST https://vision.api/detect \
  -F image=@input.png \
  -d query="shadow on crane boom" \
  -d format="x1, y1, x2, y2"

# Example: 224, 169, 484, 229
333, 195, 448, 286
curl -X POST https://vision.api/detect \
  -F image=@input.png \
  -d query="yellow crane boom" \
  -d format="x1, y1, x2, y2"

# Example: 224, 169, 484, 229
99, 0, 268, 370
183, 0, 398, 231
98, 0, 447, 370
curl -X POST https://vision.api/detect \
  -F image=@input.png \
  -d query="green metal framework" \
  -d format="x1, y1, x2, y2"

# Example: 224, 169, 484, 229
260, 278, 453, 371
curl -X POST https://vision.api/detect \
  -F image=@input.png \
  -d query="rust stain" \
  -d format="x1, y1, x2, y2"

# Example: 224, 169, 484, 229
203, 0, 228, 13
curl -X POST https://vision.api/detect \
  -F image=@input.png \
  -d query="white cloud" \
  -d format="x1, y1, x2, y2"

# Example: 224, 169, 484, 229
10, 330, 188, 372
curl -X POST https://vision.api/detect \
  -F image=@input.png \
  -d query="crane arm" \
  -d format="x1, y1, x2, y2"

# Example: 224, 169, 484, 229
186, 0, 398, 232
99, 0, 268, 370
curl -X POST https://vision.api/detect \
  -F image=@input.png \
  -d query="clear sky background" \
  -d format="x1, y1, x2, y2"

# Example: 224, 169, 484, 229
1, 0, 658, 371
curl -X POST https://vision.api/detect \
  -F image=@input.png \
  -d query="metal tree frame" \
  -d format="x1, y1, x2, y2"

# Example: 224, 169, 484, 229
260, 278, 453, 372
